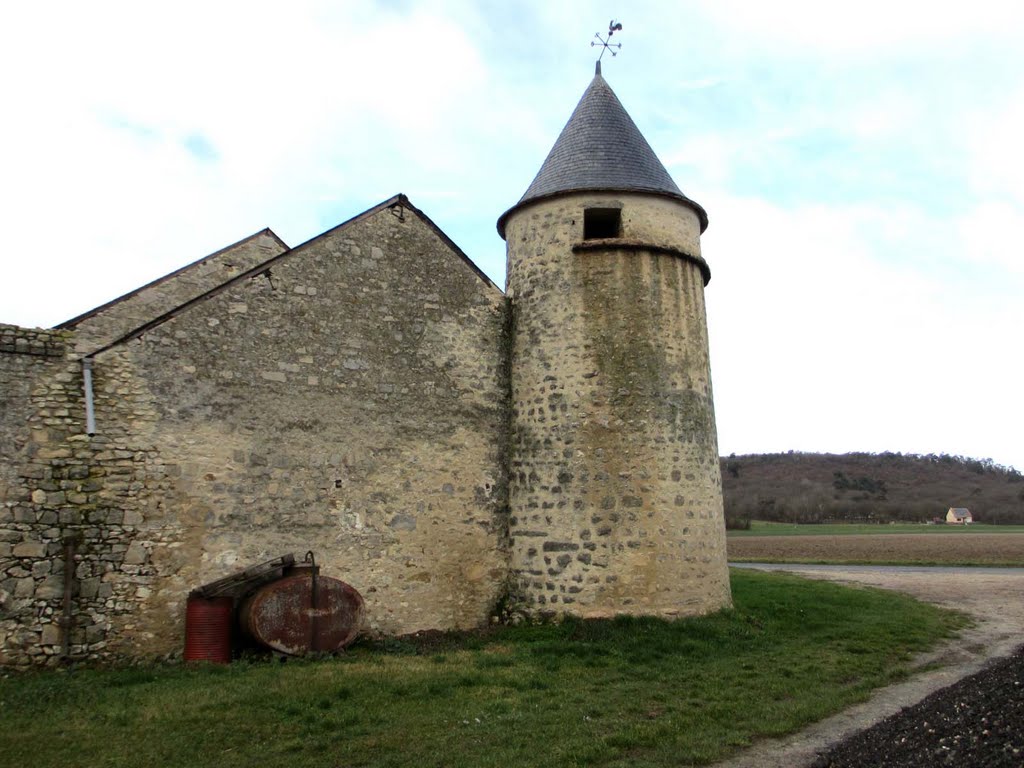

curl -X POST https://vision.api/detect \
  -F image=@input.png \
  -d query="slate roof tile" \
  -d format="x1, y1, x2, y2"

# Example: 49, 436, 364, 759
498, 68, 706, 237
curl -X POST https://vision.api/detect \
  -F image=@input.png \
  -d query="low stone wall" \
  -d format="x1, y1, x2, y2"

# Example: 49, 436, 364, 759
1, 324, 82, 666
1, 326, 177, 667
0, 324, 67, 358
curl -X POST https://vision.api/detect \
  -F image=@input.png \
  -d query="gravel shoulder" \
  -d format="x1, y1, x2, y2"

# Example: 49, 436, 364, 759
713, 564, 1024, 768
817, 647, 1023, 767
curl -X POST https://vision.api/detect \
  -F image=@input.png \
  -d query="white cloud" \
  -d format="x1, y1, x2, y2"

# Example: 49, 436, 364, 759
706, 194, 1024, 470
963, 90, 1024, 205
957, 202, 1024, 276
0, 1, 502, 326
0, 1, 1021, 469
693, 0, 1024, 55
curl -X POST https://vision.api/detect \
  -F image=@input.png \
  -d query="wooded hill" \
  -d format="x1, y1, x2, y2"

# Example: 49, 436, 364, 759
721, 452, 1024, 526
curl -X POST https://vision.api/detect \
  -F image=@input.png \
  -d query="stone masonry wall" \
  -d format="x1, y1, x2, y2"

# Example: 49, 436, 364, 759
504, 192, 731, 619
1, 325, 71, 665
1, 201, 510, 667
83, 202, 510, 657
1, 326, 176, 666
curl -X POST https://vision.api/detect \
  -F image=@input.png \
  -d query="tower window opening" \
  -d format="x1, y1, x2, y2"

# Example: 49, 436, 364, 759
583, 208, 621, 240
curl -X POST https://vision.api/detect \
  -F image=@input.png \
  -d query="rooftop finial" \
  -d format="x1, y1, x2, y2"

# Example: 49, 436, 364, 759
591, 20, 623, 71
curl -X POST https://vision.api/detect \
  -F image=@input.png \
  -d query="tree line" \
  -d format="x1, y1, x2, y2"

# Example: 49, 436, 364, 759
721, 451, 1024, 528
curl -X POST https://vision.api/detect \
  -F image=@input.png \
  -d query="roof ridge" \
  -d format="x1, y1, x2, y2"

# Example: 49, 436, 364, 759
285, 194, 501, 293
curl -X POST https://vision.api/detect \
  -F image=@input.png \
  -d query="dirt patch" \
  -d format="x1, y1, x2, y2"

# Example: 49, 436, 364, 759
714, 565, 1024, 768
727, 533, 1024, 565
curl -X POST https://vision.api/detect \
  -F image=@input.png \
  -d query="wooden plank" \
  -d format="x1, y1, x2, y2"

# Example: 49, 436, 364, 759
192, 553, 296, 598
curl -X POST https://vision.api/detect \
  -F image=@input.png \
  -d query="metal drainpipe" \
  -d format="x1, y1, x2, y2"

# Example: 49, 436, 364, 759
82, 358, 96, 436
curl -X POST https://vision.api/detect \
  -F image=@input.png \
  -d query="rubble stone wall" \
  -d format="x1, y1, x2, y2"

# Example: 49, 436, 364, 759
2, 189, 731, 668
504, 192, 731, 619
109, 205, 510, 650
0, 324, 75, 666
1, 326, 171, 665
0, 202, 511, 667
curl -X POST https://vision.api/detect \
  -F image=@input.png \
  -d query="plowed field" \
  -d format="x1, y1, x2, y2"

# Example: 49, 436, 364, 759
727, 533, 1024, 565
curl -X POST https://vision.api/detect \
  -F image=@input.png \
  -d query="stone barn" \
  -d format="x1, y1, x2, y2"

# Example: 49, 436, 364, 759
0, 65, 731, 667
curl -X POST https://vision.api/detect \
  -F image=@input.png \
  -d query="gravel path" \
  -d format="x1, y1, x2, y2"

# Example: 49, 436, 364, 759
714, 564, 1024, 768
816, 647, 1024, 767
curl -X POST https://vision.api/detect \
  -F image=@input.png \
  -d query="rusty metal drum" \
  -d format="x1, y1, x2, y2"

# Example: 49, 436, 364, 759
184, 594, 233, 663
239, 573, 364, 655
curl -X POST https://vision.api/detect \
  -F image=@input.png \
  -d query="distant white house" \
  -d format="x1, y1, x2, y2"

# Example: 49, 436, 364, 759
946, 507, 974, 525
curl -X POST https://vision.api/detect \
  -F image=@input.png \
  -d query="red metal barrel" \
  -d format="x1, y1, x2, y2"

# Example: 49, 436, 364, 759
184, 594, 233, 663
239, 573, 364, 656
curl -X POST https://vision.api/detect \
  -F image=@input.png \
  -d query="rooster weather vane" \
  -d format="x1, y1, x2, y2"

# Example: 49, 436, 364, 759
592, 20, 623, 62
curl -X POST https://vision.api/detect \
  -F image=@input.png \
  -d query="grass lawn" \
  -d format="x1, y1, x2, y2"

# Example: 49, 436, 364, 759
0, 570, 968, 768
727, 521, 1024, 537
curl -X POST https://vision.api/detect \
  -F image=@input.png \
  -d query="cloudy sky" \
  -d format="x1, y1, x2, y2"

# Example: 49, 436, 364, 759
2, 1, 1021, 470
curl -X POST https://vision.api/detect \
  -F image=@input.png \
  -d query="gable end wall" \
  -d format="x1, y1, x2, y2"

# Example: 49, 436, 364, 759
1, 204, 511, 666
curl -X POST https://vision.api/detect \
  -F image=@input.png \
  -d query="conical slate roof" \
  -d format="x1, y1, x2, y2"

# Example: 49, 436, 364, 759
498, 65, 707, 237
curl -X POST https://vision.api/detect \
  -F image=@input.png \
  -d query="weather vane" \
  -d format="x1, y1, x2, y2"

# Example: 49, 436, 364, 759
591, 20, 623, 63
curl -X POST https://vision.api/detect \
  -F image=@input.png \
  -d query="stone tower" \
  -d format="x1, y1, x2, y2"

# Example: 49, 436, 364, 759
498, 64, 731, 619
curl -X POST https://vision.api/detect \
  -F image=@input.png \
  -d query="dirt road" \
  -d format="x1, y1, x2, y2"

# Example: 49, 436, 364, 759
714, 564, 1024, 768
